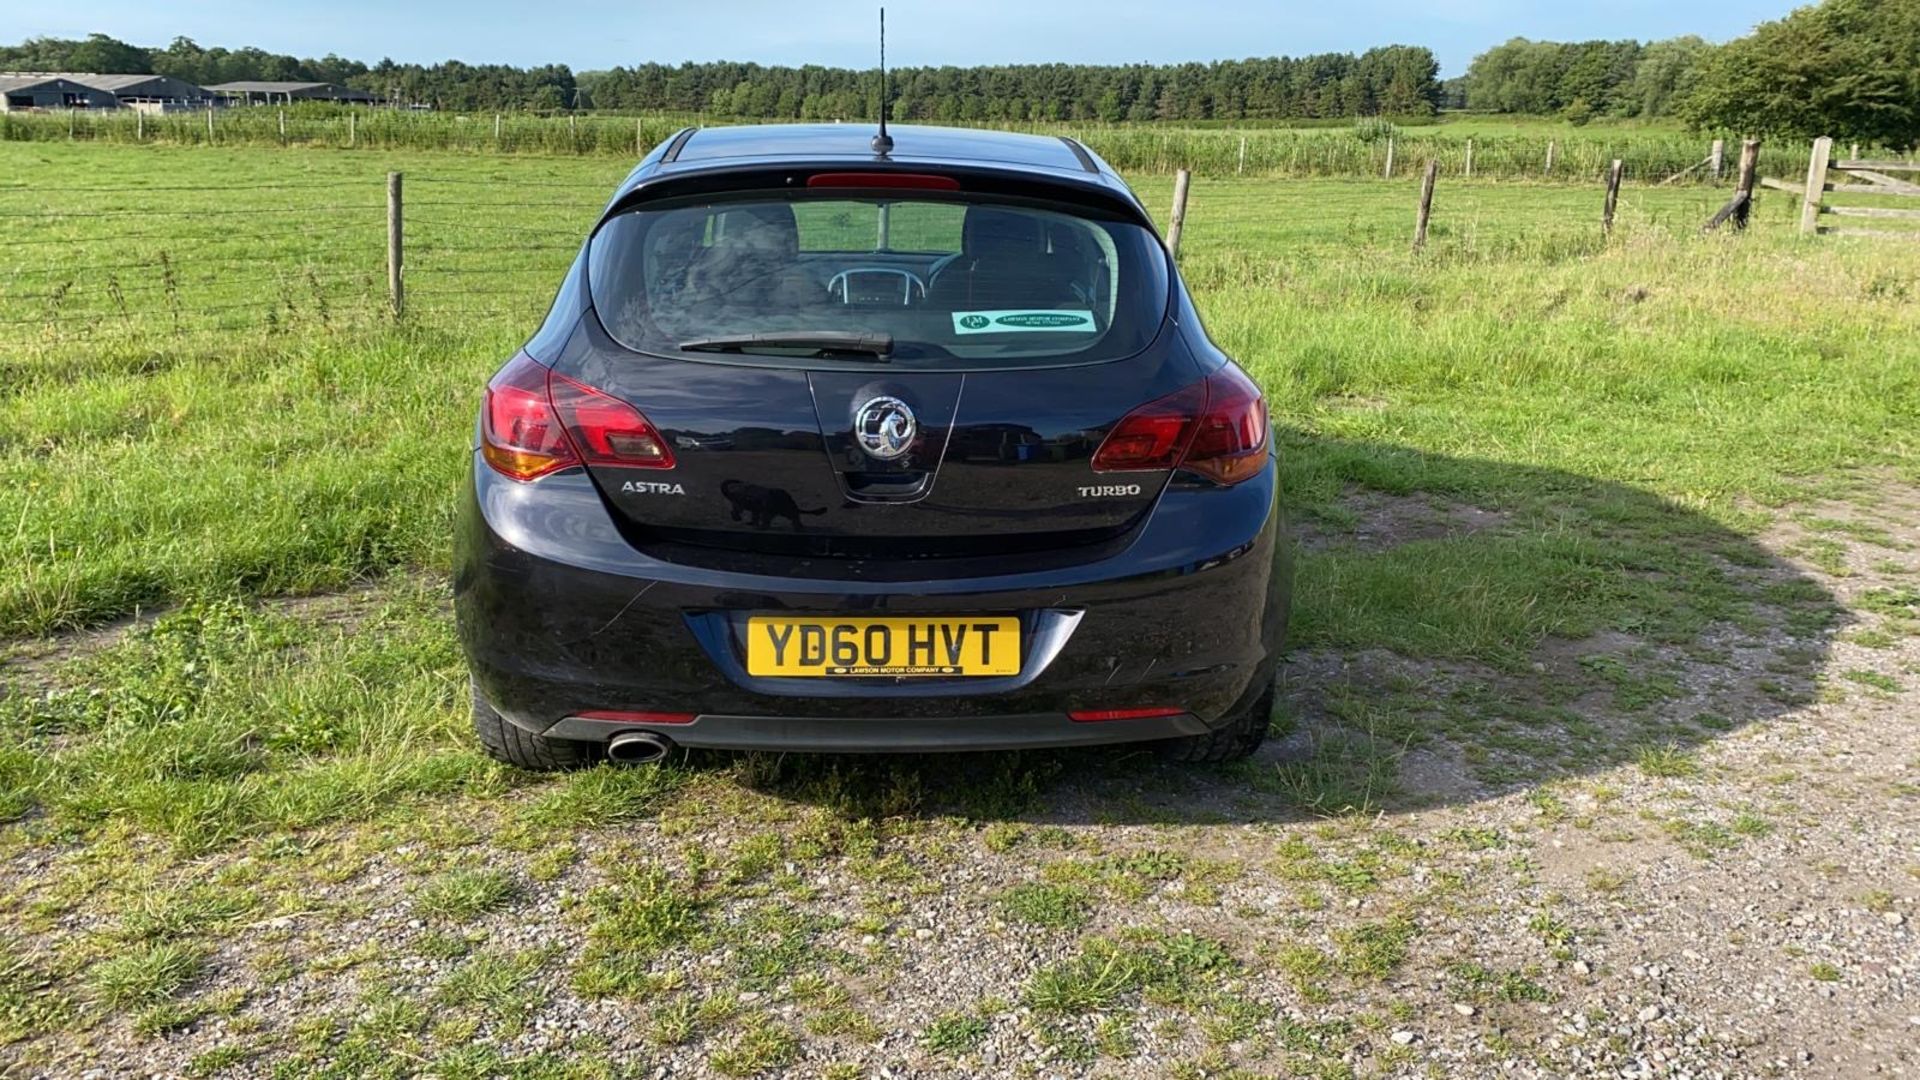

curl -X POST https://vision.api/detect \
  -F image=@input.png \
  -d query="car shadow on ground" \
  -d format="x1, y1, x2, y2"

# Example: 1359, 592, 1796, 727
713, 432, 1844, 827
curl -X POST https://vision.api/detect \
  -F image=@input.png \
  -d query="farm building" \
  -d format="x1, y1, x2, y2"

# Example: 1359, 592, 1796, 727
208, 81, 379, 105
0, 74, 119, 111
0, 72, 213, 112
75, 73, 212, 112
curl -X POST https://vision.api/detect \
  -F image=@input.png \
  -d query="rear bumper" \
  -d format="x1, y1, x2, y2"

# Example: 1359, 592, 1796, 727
454, 448, 1291, 750
545, 710, 1210, 752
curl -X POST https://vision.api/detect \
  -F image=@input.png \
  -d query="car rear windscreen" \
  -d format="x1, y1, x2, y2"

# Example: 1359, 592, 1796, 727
586, 194, 1168, 366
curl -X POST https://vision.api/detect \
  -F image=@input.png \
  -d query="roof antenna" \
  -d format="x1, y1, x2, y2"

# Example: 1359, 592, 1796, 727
871, 7, 894, 156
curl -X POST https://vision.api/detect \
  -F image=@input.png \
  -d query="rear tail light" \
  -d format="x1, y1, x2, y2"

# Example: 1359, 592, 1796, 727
481, 354, 674, 482
482, 354, 578, 482
549, 372, 675, 470
1182, 366, 1268, 486
1090, 367, 1268, 486
1089, 382, 1204, 473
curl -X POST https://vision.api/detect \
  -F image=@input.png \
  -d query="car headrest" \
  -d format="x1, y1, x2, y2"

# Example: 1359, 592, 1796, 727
962, 207, 1045, 263
715, 203, 799, 258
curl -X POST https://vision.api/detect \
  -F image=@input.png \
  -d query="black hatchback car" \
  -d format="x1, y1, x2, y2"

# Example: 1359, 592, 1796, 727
454, 123, 1291, 769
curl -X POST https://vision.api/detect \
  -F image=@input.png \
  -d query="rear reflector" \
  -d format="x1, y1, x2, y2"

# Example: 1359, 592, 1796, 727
572, 709, 696, 726
1069, 706, 1187, 723
1090, 366, 1269, 486
807, 172, 961, 190
480, 353, 675, 482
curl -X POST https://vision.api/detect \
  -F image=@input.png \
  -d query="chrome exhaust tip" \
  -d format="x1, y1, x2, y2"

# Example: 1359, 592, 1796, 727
605, 730, 674, 765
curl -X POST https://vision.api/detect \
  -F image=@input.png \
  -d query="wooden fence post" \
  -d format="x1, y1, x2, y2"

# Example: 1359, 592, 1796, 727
1464, 138, 1474, 179
278, 108, 286, 141
206, 103, 214, 142
1414, 160, 1438, 249
1383, 137, 1395, 179
387, 172, 404, 317
1800, 136, 1833, 236
135, 109, 143, 141
1603, 159, 1624, 235
1545, 139, 1556, 176
495, 113, 502, 142
1709, 139, 1725, 182
1735, 138, 1760, 229
1166, 169, 1191, 258
1237, 135, 1246, 175
349, 111, 356, 148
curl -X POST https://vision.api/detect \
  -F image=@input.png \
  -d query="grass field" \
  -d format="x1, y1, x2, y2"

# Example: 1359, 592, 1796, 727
3, 143, 1913, 640
3, 140, 1920, 1077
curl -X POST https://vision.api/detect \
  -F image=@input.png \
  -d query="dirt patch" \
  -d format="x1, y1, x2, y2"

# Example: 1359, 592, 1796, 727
1296, 489, 1512, 551
0, 576, 431, 695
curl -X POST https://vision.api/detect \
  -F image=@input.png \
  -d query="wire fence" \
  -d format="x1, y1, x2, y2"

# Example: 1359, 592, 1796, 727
0, 106, 1829, 184
0, 170, 608, 343
0, 159, 1789, 350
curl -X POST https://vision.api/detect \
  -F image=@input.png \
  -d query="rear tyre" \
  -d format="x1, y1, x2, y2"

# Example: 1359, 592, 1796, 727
1159, 678, 1276, 764
471, 682, 600, 771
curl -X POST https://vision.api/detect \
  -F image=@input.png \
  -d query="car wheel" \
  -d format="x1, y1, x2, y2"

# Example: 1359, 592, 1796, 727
1159, 678, 1277, 764
471, 682, 600, 771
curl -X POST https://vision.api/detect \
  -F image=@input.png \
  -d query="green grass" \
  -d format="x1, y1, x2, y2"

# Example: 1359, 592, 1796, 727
0, 136, 1917, 1073
87, 941, 204, 1009
922, 1011, 990, 1055
996, 881, 1095, 929
2, 122, 1903, 839
1636, 744, 1701, 779
1842, 669, 1903, 693
1026, 931, 1237, 1014
4, 141, 1914, 647
4, 142, 1917, 647
415, 867, 519, 922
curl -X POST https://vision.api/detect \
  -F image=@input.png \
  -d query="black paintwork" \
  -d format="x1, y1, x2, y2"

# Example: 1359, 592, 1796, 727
454, 123, 1292, 753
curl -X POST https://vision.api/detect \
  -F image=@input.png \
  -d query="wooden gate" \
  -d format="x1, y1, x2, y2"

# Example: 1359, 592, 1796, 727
1773, 137, 1920, 239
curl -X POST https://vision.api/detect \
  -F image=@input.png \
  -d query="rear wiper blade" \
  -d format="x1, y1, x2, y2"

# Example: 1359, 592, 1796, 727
678, 331, 893, 358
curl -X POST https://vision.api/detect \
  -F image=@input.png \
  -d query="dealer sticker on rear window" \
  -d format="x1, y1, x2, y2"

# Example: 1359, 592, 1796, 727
952, 310, 1097, 335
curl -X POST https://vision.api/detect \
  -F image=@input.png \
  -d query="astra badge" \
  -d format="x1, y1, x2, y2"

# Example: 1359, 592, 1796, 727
853, 396, 916, 460
620, 480, 685, 495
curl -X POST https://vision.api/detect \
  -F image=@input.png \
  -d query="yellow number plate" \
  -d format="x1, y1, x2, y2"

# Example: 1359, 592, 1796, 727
746, 617, 1021, 677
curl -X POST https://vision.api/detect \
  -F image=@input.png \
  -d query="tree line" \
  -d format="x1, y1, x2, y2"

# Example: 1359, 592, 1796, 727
1460, 0, 1917, 144
583, 50, 1442, 122
0, 34, 1442, 120
1, 0, 1914, 143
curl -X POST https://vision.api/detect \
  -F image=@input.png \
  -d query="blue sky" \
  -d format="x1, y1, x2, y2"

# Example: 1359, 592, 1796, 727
11, 0, 1794, 77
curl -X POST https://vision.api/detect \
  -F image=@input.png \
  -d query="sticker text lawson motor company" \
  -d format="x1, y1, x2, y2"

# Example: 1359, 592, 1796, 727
952, 310, 1097, 335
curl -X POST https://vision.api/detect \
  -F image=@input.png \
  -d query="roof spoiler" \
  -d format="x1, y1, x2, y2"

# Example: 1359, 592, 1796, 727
597, 160, 1150, 232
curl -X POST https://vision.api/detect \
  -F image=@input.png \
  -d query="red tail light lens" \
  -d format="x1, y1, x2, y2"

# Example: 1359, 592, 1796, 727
481, 354, 674, 482
1089, 382, 1204, 472
482, 354, 578, 482
1090, 368, 1268, 486
1182, 366, 1269, 486
549, 372, 675, 470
